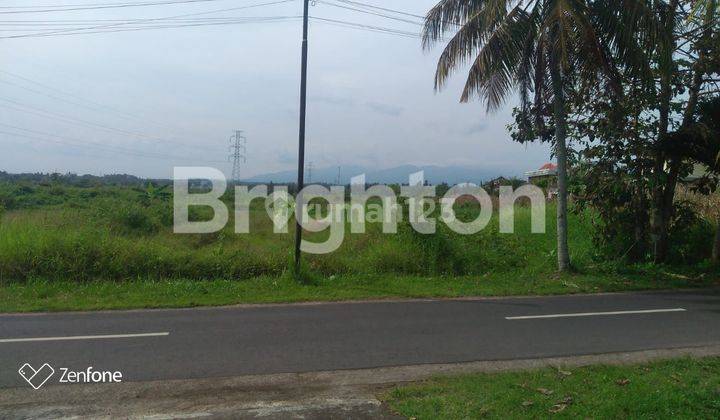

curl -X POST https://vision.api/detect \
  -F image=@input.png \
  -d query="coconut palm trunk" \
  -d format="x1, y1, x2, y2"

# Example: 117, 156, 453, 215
550, 59, 571, 271
422, 0, 626, 272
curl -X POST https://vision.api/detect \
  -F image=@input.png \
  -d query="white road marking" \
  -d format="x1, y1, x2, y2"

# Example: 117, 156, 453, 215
0, 332, 169, 343
506, 308, 686, 320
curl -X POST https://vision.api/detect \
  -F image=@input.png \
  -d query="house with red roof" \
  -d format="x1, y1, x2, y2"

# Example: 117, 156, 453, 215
525, 163, 558, 198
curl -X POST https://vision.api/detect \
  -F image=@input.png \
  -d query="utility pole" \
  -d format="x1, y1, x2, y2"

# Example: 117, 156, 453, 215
294, 0, 310, 274
229, 130, 247, 183
336, 166, 341, 185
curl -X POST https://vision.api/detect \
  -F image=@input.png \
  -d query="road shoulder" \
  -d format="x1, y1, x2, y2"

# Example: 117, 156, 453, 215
3, 345, 720, 419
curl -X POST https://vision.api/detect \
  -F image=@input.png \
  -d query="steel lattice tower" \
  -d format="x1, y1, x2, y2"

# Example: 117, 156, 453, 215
228, 130, 247, 183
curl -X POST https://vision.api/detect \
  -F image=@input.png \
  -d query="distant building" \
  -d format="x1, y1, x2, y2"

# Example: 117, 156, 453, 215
484, 176, 510, 194
525, 163, 558, 198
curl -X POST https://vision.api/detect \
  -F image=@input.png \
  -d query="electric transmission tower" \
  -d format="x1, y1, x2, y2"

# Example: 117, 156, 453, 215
228, 130, 247, 183
306, 161, 314, 184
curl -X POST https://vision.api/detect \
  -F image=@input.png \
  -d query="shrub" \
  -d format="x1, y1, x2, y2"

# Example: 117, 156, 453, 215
0, 185, 17, 209
111, 205, 161, 235
668, 203, 714, 264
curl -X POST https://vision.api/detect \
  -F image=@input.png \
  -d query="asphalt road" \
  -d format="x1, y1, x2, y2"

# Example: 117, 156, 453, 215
1, 289, 719, 389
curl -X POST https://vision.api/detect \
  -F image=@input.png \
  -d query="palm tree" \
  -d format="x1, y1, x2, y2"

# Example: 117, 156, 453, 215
422, 0, 622, 271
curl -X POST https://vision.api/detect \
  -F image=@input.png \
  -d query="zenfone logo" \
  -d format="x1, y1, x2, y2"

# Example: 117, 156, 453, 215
19, 363, 123, 389
18, 363, 55, 389
59, 366, 123, 384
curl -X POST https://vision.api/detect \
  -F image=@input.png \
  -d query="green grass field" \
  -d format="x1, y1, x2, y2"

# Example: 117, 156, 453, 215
384, 357, 720, 418
0, 182, 717, 312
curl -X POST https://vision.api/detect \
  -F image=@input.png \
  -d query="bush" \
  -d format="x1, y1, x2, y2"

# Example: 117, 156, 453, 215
668, 203, 714, 264
0, 184, 17, 210
111, 205, 161, 235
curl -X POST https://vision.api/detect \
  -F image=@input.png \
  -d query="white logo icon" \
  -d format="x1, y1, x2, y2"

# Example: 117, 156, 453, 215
18, 363, 55, 389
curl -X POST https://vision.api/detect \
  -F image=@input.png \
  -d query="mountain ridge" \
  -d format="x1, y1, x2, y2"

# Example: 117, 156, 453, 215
242, 164, 515, 185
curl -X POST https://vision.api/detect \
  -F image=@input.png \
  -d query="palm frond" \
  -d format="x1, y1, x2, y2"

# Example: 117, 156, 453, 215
423, 0, 513, 49
460, 6, 532, 109
432, 11, 489, 91
592, 0, 658, 86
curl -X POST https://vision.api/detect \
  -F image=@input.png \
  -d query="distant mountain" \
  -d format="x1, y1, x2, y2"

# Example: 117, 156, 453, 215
0, 171, 165, 187
241, 165, 507, 185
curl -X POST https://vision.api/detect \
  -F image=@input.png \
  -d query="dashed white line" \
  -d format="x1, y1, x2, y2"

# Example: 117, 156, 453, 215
0, 332, 170, 343
505, 308, 687, 320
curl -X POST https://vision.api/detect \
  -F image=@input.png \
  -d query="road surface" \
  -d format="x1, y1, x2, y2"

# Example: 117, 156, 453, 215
1, 289, 719, 389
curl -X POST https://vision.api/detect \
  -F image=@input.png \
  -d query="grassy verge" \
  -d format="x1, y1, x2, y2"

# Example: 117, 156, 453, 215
0, 269, 716, 312
384, 357, 720, 418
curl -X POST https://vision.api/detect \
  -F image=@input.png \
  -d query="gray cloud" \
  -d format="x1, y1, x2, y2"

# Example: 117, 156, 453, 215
310, 95, 356, 107
464, 121, 489, 135
365, 101, 403, 117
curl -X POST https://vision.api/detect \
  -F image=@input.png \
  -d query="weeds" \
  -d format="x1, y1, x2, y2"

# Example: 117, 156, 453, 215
0, 182, 714, 283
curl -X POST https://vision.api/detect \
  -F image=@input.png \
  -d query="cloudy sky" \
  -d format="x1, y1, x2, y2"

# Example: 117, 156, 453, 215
0, 0, 551, 179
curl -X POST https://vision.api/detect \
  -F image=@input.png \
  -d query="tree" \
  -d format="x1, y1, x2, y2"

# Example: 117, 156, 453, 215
565, 0, 720, 264
422, 0, 621, 271
134, 182, 171, 206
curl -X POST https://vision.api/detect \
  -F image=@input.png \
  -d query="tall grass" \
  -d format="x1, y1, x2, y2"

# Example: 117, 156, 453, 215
0, 188, 596, 282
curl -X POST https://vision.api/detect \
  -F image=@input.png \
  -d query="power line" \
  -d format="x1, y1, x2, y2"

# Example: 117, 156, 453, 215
0, 124, 225, 163
0, 0, 424, 40
0, 3, 421, 41
1, 133, 159, 163
0, 15, 416, 40
0, 70, 231, 151
332, 0, 426, 20
0, 0, 232, 14
0, 16, 264, 23
315, 0, 423, 26
0, 0, 296, 39
331, 0, 460, 28
0, 16, 276, 27
0, 19, 294, 35
0, 97, 214, 151
0, 124, 180, 160
2, 16, 299, 38
310, 16, 421, 39
0, 70, 193, 137
0, 77, 143, 118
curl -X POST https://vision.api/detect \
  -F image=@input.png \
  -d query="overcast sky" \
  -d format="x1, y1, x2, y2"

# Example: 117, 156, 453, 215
0, 0, 551, 179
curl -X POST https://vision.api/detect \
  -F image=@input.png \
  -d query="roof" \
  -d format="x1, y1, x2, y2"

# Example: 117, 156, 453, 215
525, 163, 558, 178
487, 176, 509, 183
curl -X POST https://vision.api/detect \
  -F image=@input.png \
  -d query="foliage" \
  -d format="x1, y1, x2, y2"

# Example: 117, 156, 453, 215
0, 178, 714, 288
0, 180, 716, 311
421, 0, 631, 271
0, 180, 571, 281
134, 182, 171, 207
517, 0, 720, 264
111, 204, 162, 235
